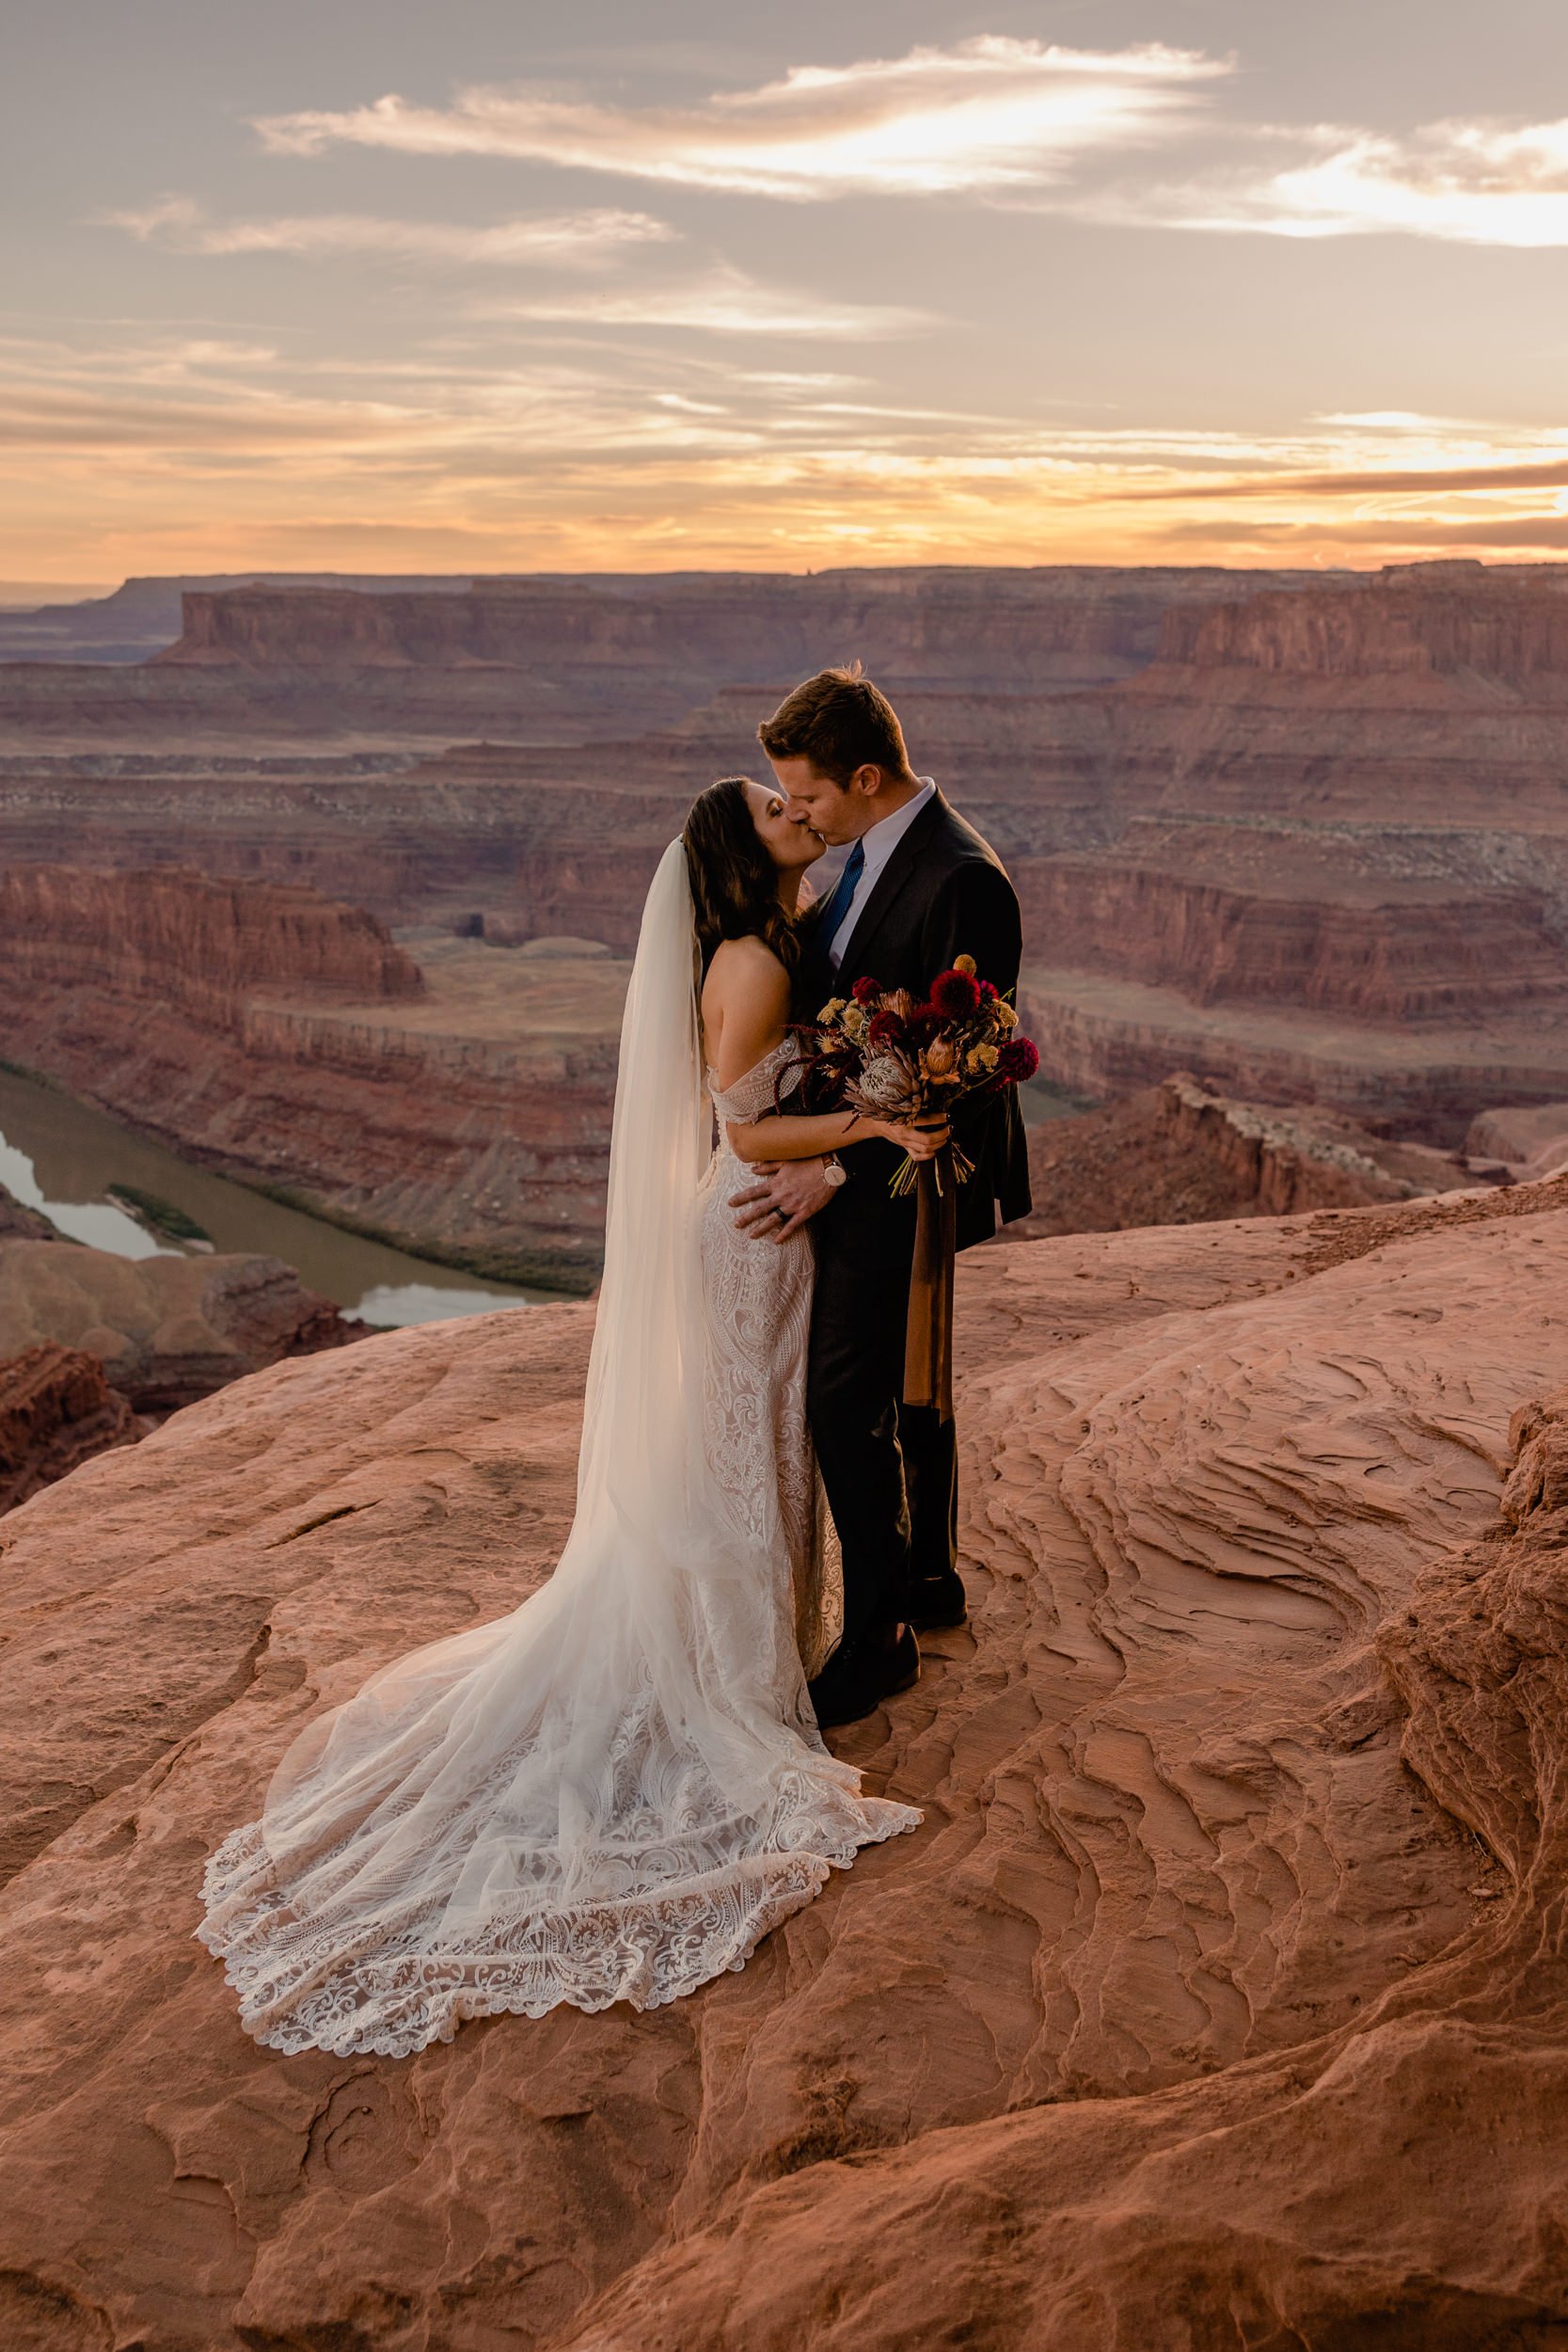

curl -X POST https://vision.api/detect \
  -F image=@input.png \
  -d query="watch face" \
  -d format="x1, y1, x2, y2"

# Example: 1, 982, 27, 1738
824, 1164, 847, 1185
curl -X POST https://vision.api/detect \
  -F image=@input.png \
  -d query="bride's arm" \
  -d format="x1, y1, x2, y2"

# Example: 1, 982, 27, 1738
725, 1104, 943, 1163
705, 941, 943, 1165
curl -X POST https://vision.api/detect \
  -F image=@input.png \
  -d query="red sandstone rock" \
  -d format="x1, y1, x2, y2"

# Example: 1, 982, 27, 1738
0, 1340, 137, 1512
6, 562, 1568, 1152
1014, 1072, 1459, 1238
0, 863, 422, 1020
2, 1172, 1567, 2344
0, 1238, 364, 1413
0, 871, 626, 1280
1467, 1100, 1568, 1179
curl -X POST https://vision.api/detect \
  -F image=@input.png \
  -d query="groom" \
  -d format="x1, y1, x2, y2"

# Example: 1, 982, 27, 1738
732, 665, 1032, 1728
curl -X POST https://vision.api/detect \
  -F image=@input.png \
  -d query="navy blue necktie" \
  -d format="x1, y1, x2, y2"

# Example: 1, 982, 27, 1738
814, 838, 865, 972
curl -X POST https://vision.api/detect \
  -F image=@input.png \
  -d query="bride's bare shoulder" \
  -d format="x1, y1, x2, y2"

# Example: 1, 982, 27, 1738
705, 934, 790, 1004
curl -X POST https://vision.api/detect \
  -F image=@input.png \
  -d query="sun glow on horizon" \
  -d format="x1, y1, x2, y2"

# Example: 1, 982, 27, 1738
7, 21, 1568, 583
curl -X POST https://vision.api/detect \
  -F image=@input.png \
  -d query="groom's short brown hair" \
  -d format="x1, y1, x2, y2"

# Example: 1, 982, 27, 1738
757, 664, 914, 787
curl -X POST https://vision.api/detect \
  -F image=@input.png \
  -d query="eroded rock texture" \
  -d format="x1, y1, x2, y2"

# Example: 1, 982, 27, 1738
8, 562, 1568, 1149
1018, 1072, 1463, 1239
0, 1237, 362, 1414
3, 1173, 1567, 2346
0, 1340, 137, 1513
0, 868, 625, 1279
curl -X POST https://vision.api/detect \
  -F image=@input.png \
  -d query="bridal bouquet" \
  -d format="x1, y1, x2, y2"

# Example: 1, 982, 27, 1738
800, 956, 1038, 1196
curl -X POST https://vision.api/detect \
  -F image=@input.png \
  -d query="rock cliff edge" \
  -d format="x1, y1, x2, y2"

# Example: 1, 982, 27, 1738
3, 1170, 1568, 2345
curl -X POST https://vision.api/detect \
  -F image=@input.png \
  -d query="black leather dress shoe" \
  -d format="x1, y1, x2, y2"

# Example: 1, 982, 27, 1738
808, 1625, 921, 1730
906, 1571, 968, 1631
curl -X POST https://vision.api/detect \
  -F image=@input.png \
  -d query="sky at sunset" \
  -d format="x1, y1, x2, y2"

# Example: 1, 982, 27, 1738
5, 0, 1568, 585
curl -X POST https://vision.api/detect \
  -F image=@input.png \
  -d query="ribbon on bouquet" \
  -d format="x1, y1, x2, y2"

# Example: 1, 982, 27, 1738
903, 1140, 957, 1422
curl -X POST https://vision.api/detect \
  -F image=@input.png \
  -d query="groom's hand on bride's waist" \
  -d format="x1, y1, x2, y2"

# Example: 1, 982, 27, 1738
730, 1156, 835, 1243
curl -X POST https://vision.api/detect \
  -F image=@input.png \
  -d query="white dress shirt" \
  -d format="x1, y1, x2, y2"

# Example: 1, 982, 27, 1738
824, 776, 936, 970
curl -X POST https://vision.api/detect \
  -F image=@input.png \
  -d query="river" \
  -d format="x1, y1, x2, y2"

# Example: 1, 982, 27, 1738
0, 1067, 562, 1326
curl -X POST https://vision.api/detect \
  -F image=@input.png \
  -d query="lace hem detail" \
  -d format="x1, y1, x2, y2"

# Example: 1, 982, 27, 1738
197, 1792, 919, 2058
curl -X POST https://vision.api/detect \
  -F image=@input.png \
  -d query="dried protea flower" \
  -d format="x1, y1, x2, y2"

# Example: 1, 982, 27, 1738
851, 1053, 921, 1116
925, 1037, 958, 1075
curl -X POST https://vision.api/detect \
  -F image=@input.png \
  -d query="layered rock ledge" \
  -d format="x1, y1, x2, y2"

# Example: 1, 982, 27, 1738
3, 1168, 1568, 2345
1017, 1071, 1464, 1237
0, 866, 627, 1280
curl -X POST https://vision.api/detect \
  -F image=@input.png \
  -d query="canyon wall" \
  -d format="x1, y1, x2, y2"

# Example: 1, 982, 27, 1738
1014, 1073, 1464, 1239
0, 573, 481, 666
1019, 853, 1568, 1020
5, 561, 1568, 1152
158, 566, 1332, 686
4, 1171, 1568, 2344
0, 864, 423, 1025
1158, 563, 1568, 687
0, 564, 1352, 752
0, 866, 625, 1282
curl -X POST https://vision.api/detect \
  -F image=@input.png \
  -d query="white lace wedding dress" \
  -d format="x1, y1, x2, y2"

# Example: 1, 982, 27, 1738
197, 843, 918, 2058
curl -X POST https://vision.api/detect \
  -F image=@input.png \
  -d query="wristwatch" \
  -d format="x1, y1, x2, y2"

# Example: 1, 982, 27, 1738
822, 1152, 847, 1188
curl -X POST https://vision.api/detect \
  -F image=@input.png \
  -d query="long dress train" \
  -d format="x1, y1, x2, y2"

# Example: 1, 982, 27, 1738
196, 843, 918, 2058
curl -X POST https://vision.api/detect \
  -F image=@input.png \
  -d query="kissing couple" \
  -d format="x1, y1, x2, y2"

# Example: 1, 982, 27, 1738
198, 667, 1032, 2057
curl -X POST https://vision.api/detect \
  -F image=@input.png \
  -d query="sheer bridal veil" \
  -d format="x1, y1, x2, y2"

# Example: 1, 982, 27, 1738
198, 841, 914, 2058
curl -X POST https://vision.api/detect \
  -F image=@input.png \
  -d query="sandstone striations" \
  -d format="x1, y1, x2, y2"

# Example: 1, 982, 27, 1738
4, 560, 1568, 1161
0, 867, 625, 1279
2, 1171, 1568, 2344
0, 565, 1346, 753
0, 863, 424, 1020
0, 1340, 137, 1513
1016, 1072, 1464, 1238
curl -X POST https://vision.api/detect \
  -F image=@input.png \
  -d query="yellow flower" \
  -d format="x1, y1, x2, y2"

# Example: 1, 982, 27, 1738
843, 1004, 869, 1037
818, 997, 847, 1022
966, 1042, 1000, 1074
953, 953, 976, 976
995, 1000, 1019, 1031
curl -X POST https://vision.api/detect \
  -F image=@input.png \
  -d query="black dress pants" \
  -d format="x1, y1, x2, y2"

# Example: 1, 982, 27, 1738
807, 1225, 959, 1653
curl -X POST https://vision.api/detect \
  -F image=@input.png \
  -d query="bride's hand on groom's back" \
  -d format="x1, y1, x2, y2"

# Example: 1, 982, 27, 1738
730, 1156, 836, 1243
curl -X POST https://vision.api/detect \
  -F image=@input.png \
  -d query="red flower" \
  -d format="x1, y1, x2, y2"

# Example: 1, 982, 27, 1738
976, 978, 998, 1002
930, 967, 982, 1018
866, 1009, 907, 1049
850, 975, 881, 1006
998, 1037, 1039, 1083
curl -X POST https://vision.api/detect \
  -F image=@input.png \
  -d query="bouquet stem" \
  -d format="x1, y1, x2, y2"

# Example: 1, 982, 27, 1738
904, 1143, 957, 1422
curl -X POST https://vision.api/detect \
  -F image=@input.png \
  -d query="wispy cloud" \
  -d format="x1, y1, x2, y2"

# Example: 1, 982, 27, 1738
255, 39, 1229, 199
1097, 114, 1568, 246
480, 265, 931, 338
105, 195, 675, 266
6, 323, 1566, 577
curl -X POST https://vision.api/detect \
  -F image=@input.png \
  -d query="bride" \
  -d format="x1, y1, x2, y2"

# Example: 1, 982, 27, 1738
198, 776, 942, 2057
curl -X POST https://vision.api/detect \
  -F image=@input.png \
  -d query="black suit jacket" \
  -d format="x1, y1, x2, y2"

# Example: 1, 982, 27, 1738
797, 788, 1032, 1263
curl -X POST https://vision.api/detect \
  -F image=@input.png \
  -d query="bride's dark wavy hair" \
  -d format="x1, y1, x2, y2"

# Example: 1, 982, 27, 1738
682, 776, 800, 979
